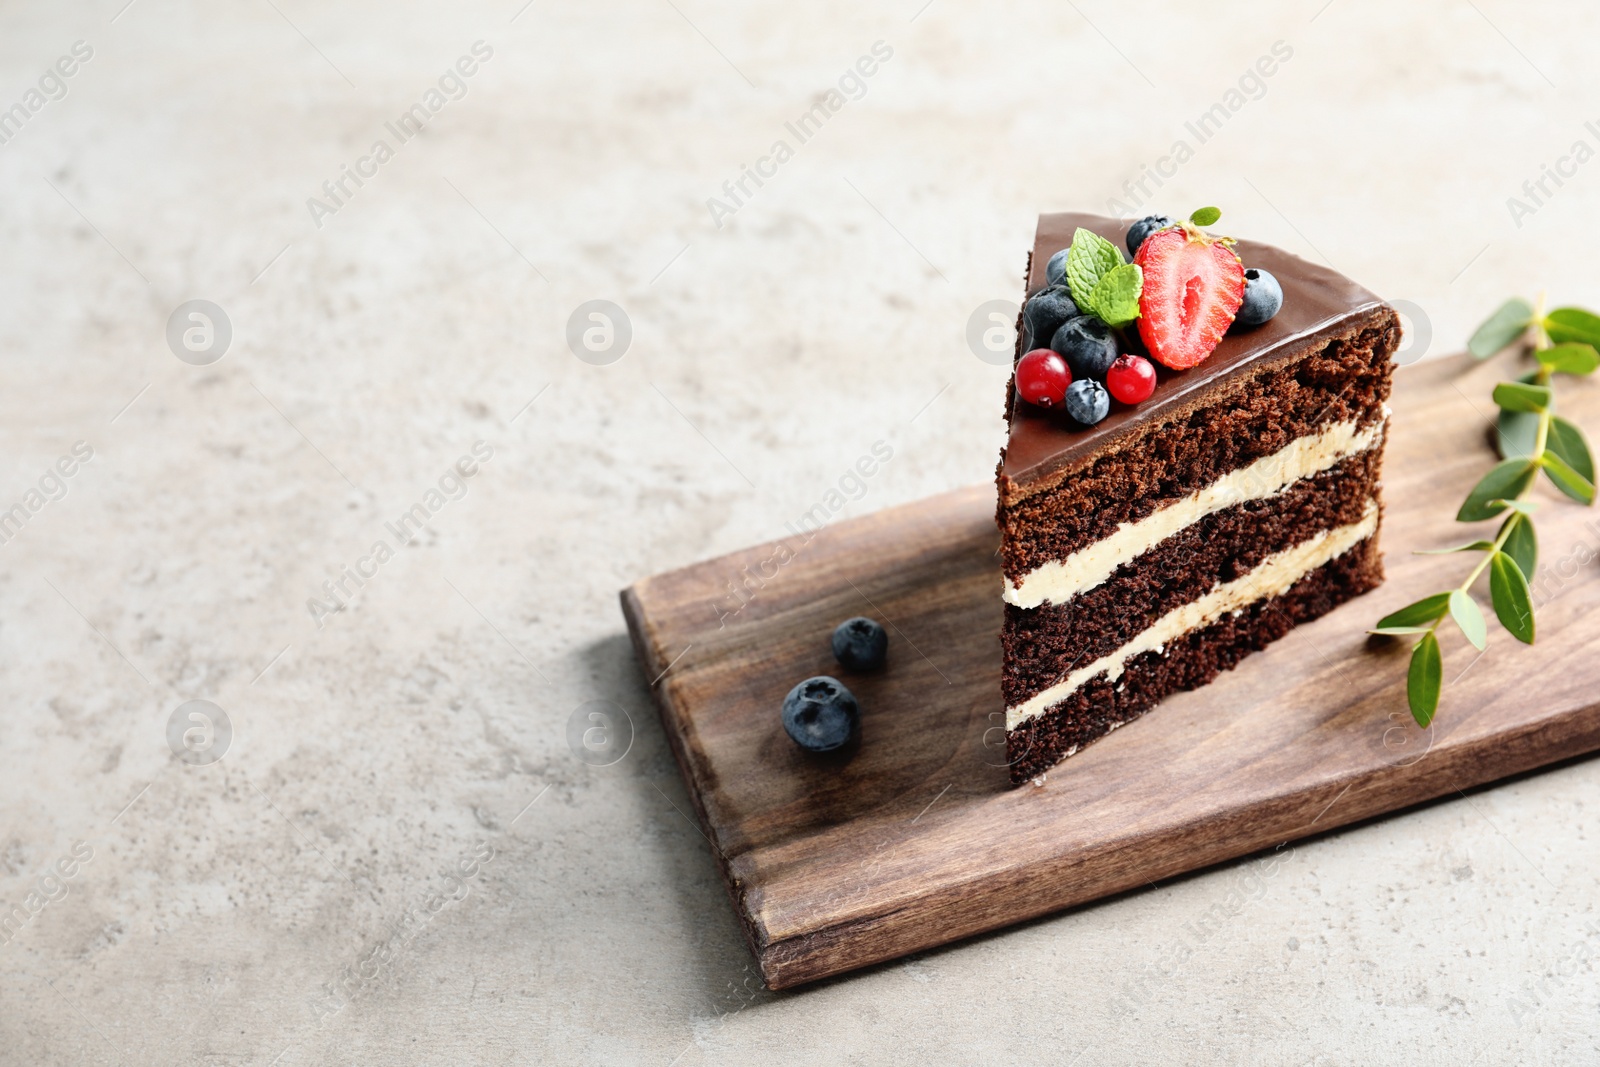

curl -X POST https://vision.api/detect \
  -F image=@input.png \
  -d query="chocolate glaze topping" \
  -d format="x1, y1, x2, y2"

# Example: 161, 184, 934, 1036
1002, 212, 1388, 490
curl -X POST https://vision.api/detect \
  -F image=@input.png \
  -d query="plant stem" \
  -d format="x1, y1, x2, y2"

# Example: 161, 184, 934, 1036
1464, 517, 1514, 590
1532, 408, 1552, 460
1424, 516, 1517, 640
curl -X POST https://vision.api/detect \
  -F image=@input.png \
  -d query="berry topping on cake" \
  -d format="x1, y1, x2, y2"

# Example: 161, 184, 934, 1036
1044, 247, 1069, 287
1133, 212, 1245, 370
1023, 286, 1080, 349
831, 616, 888, 671
1051, 316, 1119, 381
1063, 379, 1110, 426
781, 676, 860, 753
1015, 349, 1072, 409
1233, 267, 1284, 328
1024, 209, 1273, 421
1105, 352, 1157, 405
1126, 214, 1174, 258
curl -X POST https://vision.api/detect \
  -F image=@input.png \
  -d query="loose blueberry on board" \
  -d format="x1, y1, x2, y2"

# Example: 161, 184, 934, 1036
1126, 215, 1174, 258
1050, 316, 1119, 381
1023, 286, 1080, 349
1015, 349, 1072, 409
1134, 228, 1245, 369
1105, 353, 1157, 405
1233, 267, 1284, 328
1063, 379, 1111, 426
1045, 247, 1069, 287
781, 676, 861, 753
831, 616, 888, 671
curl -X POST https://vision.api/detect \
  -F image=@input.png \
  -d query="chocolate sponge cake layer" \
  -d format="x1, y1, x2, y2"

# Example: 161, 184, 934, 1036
1005, 537, 1384, 784
1000, 446, 1383, 709
998, 318, 1395, 588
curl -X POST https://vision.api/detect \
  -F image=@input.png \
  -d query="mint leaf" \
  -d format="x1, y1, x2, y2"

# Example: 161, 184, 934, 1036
1065, 228, 1124, 312
1492, 381, 1551, 413
1489, 551, 1535, 644
1448, 589, 1487, 651
1468, 298, 1533, 358
1373, 592, 1451, 633
1542, 448, 1596, 504
1544, 307, 1600, 351
1536, 342, 1600, 376
1189, 206, 1221, 227
1457, 459, 1539, 521
1408, 631, 1442, 728
1547, 415, 1595, 497
1499, 512, 1537, 579
1085, 263, 1143, 327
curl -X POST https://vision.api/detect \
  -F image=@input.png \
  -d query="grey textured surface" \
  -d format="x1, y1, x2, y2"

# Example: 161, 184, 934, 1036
3, 1, 1599, 1063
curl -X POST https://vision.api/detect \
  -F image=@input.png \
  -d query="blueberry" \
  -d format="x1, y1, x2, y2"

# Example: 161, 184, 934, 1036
1233, 267, 1283, 328
1063, 379, 1111, 426
781, 676, 860, 753
831, 616, 887, 671
1044, 247, 1069, 287
1126, 215, 1174, 258
1050, 316, 1119, 381
1023, 286, 1080, 350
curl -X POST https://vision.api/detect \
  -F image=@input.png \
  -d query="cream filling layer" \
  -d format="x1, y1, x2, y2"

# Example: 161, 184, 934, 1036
1004, 415, 1386, 610
1005, 503, 1379, 731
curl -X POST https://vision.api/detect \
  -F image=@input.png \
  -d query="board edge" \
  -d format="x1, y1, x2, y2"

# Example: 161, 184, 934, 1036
618, 582, 777, 984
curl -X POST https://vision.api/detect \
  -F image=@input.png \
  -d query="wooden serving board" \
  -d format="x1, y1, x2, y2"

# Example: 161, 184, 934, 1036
620, 354, 1600, 990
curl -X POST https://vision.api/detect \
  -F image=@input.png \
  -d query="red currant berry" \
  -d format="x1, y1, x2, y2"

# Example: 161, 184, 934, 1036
1015, 349, 1071, 409
1105, 353, 1157, 405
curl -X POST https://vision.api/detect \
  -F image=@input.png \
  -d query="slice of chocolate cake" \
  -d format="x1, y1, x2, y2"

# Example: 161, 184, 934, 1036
997, 212, 1399, 784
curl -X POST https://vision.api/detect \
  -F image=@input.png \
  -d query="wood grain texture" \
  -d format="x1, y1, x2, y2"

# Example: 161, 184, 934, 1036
620, 353, 1600, 990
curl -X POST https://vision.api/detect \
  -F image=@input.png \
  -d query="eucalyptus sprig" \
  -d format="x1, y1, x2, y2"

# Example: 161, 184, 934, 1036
1373, 294, 1599, 727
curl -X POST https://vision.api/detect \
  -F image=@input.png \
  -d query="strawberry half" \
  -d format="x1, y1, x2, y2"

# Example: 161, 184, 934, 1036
1133, 228, 1245, 369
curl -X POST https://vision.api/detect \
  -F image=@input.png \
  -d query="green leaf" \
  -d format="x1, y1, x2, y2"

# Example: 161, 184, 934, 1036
1448, 589, 1487, 651
1544, 306, 1600, 351
1084, 263, 1143, 327
1542, 448, 1596, 505
1373, 592, 1451, 633
1492, 381, 1551, 413
1416, 540, 1495, 555
1535, 342, 1600, 376
1499, 512, 1538, 580
1497, 408, 1541, 461
1407, 631, 1442, 728
1489, 551, 1535, 644
1468, 298, 1533, 358
1189, 206, 1221, 227
1547, 415, 1595, 497
1065, 228, 1125, 312
1457, 459, 1539, 521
